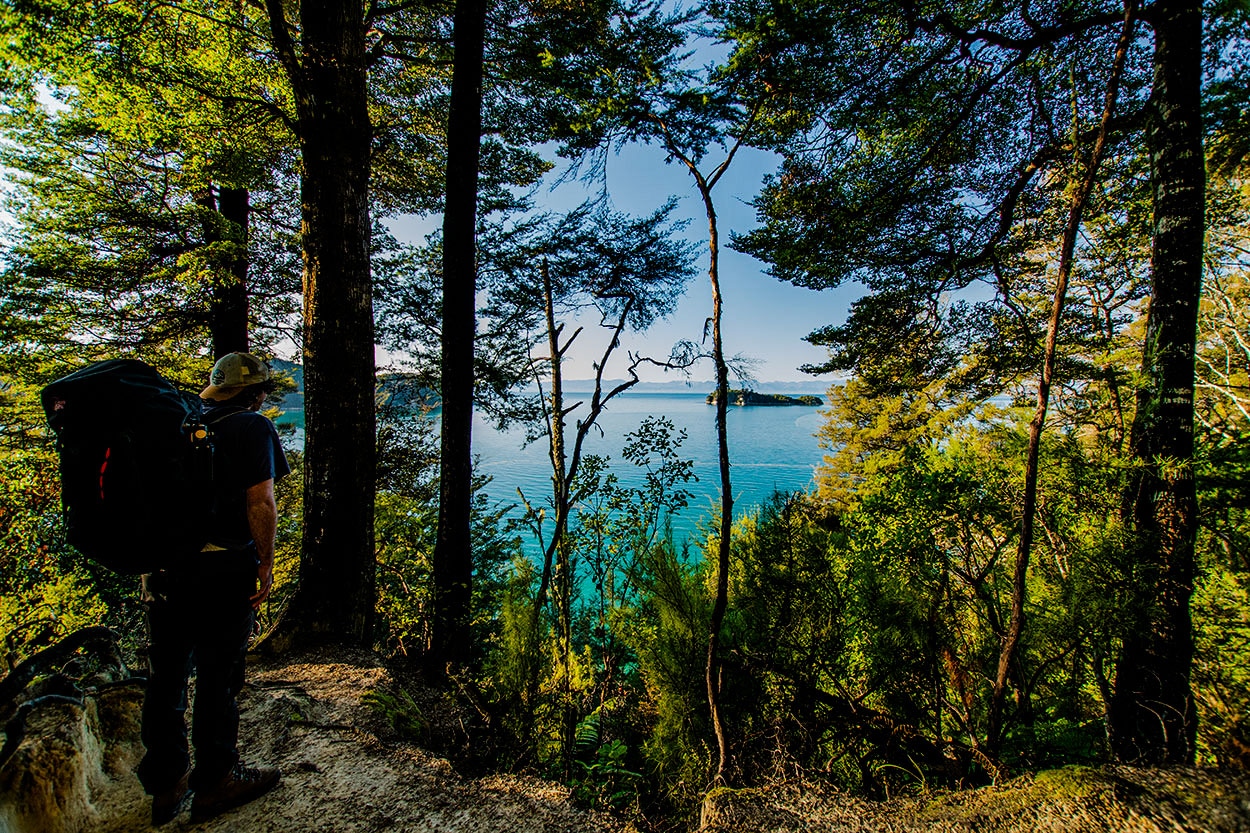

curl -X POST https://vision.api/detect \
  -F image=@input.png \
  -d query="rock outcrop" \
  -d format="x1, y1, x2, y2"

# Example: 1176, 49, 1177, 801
0, 684, 143, 833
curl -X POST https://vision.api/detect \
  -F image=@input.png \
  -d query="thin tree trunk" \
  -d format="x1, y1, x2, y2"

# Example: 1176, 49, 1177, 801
523, 279, 638, 764
545, 262, 577, 775
542, 263, 576, 778
523, 261, 575, 763
543, 264, 574, 664
986, 2, 1137, 753
1110, 0, 1204, 765
659, 113, 757, 786
195, 186, 251, 356
528, 264, 567, 646
431, 0, 487, 674
699, 181, 732, 785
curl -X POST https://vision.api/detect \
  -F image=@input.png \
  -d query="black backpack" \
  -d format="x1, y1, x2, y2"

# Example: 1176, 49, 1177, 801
41, 359, 217, 574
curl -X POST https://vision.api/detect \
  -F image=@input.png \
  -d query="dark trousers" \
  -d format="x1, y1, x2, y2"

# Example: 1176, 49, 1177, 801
137, 557, 255, 794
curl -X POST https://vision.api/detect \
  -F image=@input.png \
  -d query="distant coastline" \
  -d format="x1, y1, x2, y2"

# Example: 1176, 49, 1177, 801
567, 377, 840, 394
268, 361, 832, 428
706, 389, 824, 406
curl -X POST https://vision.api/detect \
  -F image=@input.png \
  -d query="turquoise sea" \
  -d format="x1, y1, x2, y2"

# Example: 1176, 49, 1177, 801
280, 390, 829, 550
470, 391, 828, 548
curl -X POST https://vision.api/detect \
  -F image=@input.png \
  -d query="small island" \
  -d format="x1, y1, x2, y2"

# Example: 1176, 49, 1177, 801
706, 389, 824, 406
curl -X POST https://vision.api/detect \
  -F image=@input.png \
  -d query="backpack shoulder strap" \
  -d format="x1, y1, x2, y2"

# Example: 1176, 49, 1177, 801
205, 407, 251, 426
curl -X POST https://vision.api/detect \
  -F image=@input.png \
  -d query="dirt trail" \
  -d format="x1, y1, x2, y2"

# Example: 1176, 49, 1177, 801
2, 648, 619, 833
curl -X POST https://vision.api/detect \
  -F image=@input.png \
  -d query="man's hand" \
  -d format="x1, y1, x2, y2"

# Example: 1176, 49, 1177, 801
251, 561, 274, 609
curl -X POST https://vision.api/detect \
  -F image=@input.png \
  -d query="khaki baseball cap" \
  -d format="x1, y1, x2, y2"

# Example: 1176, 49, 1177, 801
201, 352, 272, 401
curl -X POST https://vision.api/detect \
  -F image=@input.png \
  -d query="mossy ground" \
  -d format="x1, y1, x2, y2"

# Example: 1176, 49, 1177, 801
699, 765, 1250, 833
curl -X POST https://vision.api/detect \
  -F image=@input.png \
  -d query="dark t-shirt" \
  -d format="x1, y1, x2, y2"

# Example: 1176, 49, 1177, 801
203, 404, 291, 551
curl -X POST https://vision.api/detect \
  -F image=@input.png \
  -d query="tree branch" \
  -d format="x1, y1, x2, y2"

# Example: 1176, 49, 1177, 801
263, 0, 303, 101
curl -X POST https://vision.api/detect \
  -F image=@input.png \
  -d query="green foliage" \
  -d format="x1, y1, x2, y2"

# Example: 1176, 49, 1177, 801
258, 448, 303, 636
1192, 565, 1250, 766
483, 558, 544, 717
690, 411, 1147, 793
372, 397, 519, 662
477, 415, 711, 816
572, 734, 644, 811
372, 398, 440, 659
362, 687, 429, 742
716, 494, 845, 781
1194, 263, 1250, 569
374, 486, 437, 659
0, 0, 302, 358
0, 438, 141, 670
813, 376, 983, 509
570, 423, 705, 799
621, 538, 712, 805
725, 0, 1162, 300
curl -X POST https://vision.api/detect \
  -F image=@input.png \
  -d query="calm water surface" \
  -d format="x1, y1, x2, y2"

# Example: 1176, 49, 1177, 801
471, 392, 827, 547
282, 391, 828, 550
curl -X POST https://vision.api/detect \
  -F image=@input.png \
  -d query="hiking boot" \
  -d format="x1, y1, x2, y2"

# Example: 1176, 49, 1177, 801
150, 767, 190, 825
189, 763, 280, 822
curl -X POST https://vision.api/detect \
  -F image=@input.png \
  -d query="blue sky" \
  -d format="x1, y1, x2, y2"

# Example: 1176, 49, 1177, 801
582, 142, 860, 385
383, 23, 865, 389
389, 141, 861, 388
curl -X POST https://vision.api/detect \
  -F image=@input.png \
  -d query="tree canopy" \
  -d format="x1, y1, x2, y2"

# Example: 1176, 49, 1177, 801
2, 0, 1249, 819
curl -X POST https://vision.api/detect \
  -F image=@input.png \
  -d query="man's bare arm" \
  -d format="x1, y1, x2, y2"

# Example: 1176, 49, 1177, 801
245, 478, 277, 609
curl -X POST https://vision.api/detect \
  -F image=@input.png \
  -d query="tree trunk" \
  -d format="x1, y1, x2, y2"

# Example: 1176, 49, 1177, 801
542, 262, 573, 662
541, 264, 576, 778
195, 186, 251, 357
1109, 0, 1203, 765
700, 182, 732, 785
430, 0, 487, 674
214, 187, 252, 356
529, 262, 568, 651
523, 262, 569, 754
987, 3, 1137, 753
282, 0, 377, 646
522, 267, 639, 762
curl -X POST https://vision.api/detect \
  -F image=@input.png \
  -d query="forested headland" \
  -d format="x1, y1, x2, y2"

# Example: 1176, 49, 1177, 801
1, 0, 1248, 828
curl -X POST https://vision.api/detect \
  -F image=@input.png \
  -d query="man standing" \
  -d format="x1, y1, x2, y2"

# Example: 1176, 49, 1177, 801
136, 352, 290, 824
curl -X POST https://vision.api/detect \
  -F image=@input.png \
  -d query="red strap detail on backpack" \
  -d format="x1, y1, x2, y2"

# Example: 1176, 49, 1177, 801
99, 447, 111, 500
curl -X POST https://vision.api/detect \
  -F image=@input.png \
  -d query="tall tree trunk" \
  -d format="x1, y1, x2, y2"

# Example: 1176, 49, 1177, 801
430, 0, 487, 674
268, 0, 376, 646
662, 120, 754, 786
195, 185, 251, 357
1109, 0, 1204, 765
541, 261, 576, 774
699, 181, 732, 785
541, 262, 573, 663
987, 3, 1137, 753
528, 264, 570, 644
